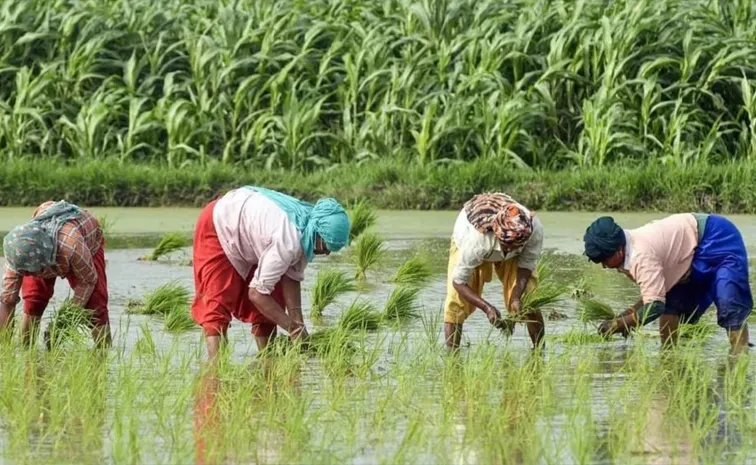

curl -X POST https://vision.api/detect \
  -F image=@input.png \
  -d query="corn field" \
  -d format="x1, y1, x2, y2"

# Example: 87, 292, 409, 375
1, 0, 756, 171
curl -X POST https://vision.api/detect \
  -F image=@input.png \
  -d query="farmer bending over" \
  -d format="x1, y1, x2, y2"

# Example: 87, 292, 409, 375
443, 192, 545, 351
583, 214, 752, 355
0, 200, 111, 348
191, 186, 350, 360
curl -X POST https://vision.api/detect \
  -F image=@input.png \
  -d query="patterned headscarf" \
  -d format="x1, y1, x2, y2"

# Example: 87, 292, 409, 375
463, 193, 534, 249
2, 201, 83, 273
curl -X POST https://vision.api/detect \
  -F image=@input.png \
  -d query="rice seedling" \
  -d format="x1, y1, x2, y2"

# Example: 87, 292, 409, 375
382, 286, 420, 322
96, 214, 115, 238
519, 260, 567, 314
390, 255, 432, 286
578, 299, 616, 324
310, 269, 357, 317
351, 232, 386, 281
164, 305, 196, 332
338, 299, 382, 331
127, 282, 190, 315
139, 233, 188, 261
348, 200, 377, 243
44, 300, 94, 350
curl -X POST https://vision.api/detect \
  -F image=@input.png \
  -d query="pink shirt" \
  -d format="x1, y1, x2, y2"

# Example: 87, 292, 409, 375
622, 213, 700, 304
213, 188, 307, 294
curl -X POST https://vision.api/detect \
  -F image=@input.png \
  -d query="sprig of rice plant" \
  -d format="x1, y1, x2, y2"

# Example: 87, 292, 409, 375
519, 260, 566, 314
578, 299, 616, 323
164, 305, 196, 332
352, 232, 386, 281
95, 214, 115, 237
338, 298, 382, 331
390, 255, 432, 286
44, 300, 93, 350
127, 282, 190, 315
140, 233, 188, 261
382, 286, 420, 321
310, 269, 356, 317
348, 200, 377, 243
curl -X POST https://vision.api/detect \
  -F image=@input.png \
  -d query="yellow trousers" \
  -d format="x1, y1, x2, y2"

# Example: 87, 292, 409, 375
443, 239, 538, 325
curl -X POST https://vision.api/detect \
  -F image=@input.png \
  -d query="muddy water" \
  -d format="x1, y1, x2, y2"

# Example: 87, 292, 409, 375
0, 209, 755, 464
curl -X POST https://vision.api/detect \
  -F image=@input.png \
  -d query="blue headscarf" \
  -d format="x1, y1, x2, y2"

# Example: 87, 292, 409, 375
3, 201, 84, 273
244, 186, 351, 262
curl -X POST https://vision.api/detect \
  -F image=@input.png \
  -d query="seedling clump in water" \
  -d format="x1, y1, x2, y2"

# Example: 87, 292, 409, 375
351, 232, 386, 281
127, 282, 190, 316
390, 255, 432, 286
139, 233, 188, 261
348, 200, 377, 243
310, 269, 357, 317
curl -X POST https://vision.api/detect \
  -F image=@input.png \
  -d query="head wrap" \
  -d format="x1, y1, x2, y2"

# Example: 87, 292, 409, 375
3, 201, 83, 273
244, 186, 350, 262
463, 193, 534, 249
583, 216, 626, 263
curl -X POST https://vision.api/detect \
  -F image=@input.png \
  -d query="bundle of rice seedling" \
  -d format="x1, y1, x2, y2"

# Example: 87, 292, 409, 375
352, 232, 386, 281
390, 255, 432, 286
44, 300, 93, 350
261, 327, 355, 357
578, 299, 616, 324
127, 282, 190, 315
139, 233, 188, 261
382, 286, 420, 321
164, 305, 196, 332
310, 269, 356, 317
519, 260, 566, 314
337, 299, 382, 331
348, 200, 377, 243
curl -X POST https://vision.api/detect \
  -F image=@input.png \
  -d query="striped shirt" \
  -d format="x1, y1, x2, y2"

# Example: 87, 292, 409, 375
1, 201, 103, 307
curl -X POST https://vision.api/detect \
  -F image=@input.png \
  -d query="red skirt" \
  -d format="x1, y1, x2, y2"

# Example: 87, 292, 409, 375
190, 198, 285, 337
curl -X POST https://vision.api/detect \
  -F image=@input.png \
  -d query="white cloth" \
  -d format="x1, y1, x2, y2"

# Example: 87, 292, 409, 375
212, 188, 307, 294
451, 207, 544, 285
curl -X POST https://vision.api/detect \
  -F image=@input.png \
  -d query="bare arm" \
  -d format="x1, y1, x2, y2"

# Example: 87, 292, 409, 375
280, 275, 307, 337
509, 267, 532, 312
248, 288, 302, 336
452, 281, 502, 326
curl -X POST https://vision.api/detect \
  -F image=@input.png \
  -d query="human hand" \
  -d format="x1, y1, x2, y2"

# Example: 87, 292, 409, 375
289, 322, 309, 342
484, 305, 502, 327
597, 320, 615, 338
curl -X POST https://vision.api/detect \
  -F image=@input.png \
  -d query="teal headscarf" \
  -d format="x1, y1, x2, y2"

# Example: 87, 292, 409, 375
244, 186, 350, 262
3, 201, 84, 273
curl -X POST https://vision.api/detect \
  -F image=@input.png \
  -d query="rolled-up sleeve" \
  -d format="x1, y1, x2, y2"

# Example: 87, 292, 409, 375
250, 235, 301, 295
1, 267, 22, 306
517, 217, 543, 271
452, 238, 487, 285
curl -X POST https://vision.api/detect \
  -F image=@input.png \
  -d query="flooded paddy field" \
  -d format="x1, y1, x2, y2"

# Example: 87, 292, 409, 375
0, 209, 755, 465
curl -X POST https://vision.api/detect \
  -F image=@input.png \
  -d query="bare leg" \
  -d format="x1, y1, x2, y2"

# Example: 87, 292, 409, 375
728, 323, 750, 356
21, 314, 41, 348
206, 335, 223, 362
524, 310, 545, 349
91, 324, 112, 349
659, 314, 680, 347
255, 332, 276, 351
444, 322, 462, 351
0, 304, 15, 342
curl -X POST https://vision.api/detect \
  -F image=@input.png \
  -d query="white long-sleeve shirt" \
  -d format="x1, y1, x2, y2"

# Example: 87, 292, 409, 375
212, 188, 307, 294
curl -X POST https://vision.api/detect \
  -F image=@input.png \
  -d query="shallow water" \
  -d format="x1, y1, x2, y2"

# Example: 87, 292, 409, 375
0, 209, 754, 464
